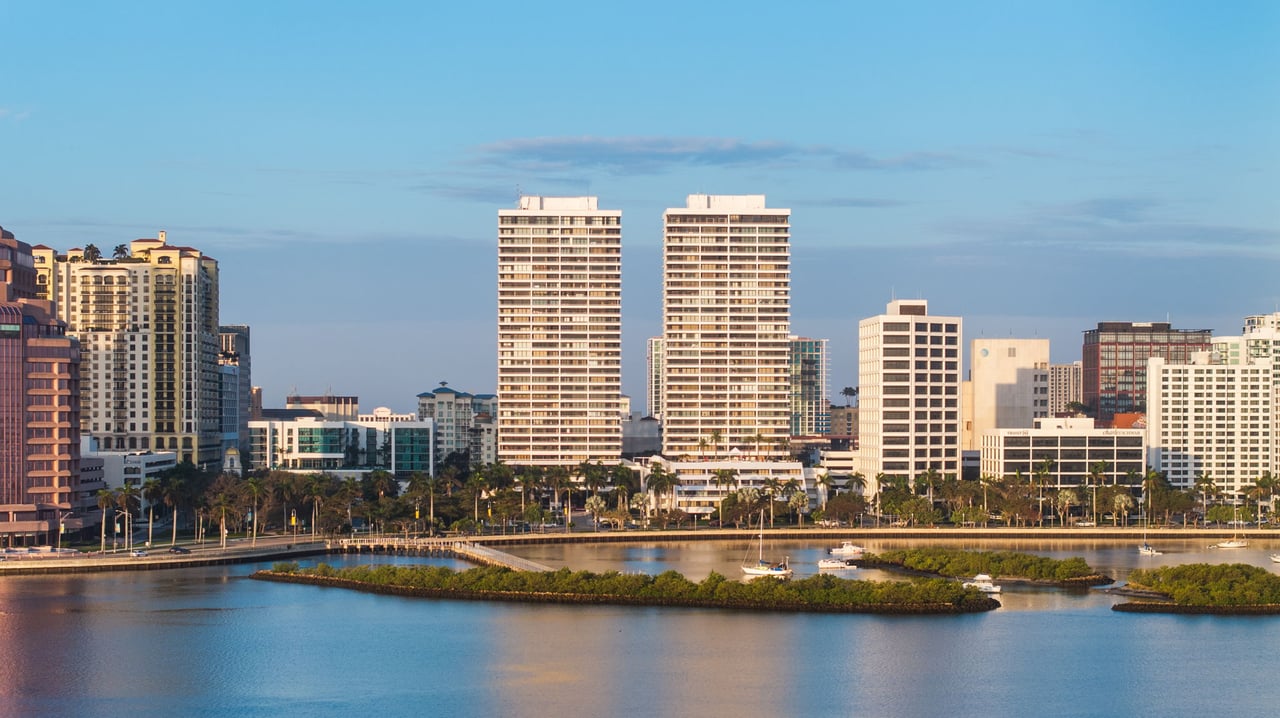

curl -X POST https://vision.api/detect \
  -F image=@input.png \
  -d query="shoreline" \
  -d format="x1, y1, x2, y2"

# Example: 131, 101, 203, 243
1, 526, 1275, 577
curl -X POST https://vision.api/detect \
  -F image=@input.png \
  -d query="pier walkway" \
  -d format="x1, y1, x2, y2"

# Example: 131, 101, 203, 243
335, 537, 553, 572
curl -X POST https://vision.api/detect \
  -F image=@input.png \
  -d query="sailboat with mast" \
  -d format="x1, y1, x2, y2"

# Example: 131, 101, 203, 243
741, 510, 792, 578
1138, 487, 1161, 556
1212, 505, 1249, 549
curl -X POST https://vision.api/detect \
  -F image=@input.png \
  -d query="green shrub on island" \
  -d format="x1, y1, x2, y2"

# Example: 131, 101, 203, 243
1126, 564, 1280, 607
275, 564, 994, 611
871, 547, 1095, 581
271, 561, 301, 573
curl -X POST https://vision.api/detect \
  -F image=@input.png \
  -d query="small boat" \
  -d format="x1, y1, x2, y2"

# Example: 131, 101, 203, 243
818, 558, 857, 570
1270, 554, 1280, 563
741, 510, 792, 578
962, 574, 1002, 594
1212, 539, 1249, 549
1138, 543, 1162, 556
828, 541, 865, 558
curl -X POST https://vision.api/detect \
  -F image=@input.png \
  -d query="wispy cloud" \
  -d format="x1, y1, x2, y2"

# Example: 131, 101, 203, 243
469, 136, 977, 176
938, 196, 1280, 259
0, 107, 31, 121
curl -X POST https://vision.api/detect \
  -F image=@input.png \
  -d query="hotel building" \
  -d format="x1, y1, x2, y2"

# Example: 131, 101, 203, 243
661, 194, 791, 460
856, 299, 962, 483
33, 232, 222, 466
416, 384, 499, 467
497, 196, 622, 466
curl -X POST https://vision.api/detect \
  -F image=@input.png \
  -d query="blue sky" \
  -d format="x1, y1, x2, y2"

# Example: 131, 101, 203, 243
2, 1, 1277, 412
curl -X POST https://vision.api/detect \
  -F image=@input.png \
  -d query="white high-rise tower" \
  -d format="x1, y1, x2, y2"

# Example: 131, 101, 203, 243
497, 196, 622, 466
661, 194, 791, 460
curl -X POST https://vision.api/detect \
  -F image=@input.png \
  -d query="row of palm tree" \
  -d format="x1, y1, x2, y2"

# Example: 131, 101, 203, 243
824, 465, 1277, 528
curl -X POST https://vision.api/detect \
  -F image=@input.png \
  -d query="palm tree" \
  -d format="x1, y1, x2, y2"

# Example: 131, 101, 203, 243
709, 430, 723, 459
245, 475, 266, 546
82, 243, 102, 263
1111, 492, 1135, 526
789, 488, 809, 526
711, 468, 739, 527
112, 243, 130, 260
96, 488, 115, 552
210, 491, 235, 548
916, 467, 941, 507
306, 473, 330, 538
116, 481, 140, 551
646, 464, 674, 515
515, 466, 541, 512
465, 472, 488, 525
1247, 470, 1276, 524
1087, 460, 1109, 524
1193, 472, 1218, 527
142, 477, 163, 548
840, 386, 858, 407
160, 475, 184, 546
815, 471, 834, 511
1056, 489, 1078, 527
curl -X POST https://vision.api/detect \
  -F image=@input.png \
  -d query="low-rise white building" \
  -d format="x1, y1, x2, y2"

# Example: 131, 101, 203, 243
638, 457, 809, 517
979, 417, 1144, 488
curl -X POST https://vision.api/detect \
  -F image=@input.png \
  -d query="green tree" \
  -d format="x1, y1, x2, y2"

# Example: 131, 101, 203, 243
111, 243, 130, 260
584, 495, 608, 530
1193, 472, 1219, 527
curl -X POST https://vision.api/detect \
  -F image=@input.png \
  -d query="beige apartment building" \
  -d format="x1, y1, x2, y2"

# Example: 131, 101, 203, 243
660, 195, 791, 460
497, 196, 622, 466
33, 232, 222, 467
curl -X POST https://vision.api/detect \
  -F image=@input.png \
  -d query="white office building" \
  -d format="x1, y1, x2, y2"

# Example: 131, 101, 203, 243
856, 300, 963, 486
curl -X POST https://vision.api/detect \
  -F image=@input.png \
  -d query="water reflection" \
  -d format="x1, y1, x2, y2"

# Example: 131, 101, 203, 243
1, 542, 1278, 716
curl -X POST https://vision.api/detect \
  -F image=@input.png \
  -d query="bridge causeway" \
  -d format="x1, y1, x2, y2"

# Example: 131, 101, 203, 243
334, 537, 554, 572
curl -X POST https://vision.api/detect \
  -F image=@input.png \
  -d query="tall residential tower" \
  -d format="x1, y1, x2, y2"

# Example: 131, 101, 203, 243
33, 233, 221, 466
661, 195, 790, 460
497, 196, 622, 466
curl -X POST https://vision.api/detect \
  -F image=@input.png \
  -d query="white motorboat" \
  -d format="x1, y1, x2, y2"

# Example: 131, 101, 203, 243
1269, 554, 1280, 563
1138, 543, 1162, 556
962, 574, 1002, 594
741, 510, 792, 578
818, 558, 857, 570
1213, 539, 1249, 549
828, 541, 865, 558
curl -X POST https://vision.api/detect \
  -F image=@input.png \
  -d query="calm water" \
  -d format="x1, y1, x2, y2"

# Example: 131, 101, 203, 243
2, 538, 1278, 717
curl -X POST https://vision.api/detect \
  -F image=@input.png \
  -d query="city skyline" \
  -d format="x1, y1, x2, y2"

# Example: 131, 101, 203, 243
2, 2, 1276, 411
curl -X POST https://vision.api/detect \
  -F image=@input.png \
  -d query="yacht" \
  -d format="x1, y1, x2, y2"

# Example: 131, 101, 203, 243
828, 541, 865, 558
962, 574, 1002, 594
817, 558, 857, 570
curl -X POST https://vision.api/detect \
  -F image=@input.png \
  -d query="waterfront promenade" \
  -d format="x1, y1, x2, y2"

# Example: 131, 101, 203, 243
0, 524, 1274, 576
